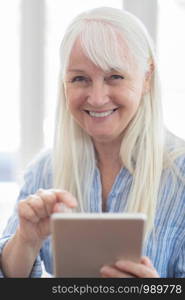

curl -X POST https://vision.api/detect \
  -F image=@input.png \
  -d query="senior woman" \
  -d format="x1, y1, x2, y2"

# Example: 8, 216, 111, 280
1, 6, 185, 278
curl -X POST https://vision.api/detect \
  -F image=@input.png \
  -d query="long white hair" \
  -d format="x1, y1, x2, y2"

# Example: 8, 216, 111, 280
53, 7, 185, 235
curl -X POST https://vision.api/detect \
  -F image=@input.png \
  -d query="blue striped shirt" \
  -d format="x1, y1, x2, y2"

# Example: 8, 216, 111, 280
0, 149, 185, 278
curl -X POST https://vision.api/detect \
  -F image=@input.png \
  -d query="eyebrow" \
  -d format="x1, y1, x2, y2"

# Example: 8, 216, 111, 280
67, 68, 123, 74
67, 69, 85, 73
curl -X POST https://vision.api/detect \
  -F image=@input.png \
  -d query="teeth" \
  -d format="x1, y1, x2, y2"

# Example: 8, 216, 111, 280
89, 110, 114, 117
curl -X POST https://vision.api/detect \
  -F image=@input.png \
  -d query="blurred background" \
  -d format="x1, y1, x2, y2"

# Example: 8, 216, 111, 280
1, 0, 185, 234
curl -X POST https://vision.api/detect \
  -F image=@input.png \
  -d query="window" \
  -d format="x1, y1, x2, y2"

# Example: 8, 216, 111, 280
0, 0, 20, 234
157, 0, 185, 139
0, 0, 20, 178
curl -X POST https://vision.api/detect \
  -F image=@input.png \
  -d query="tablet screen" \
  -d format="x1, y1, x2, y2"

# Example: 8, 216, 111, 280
51, 212, 146, 278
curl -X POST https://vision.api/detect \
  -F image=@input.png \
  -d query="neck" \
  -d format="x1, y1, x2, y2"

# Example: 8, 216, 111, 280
93, 138, 123, 169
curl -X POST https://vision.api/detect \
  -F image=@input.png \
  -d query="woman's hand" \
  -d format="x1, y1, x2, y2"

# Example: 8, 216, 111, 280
100, 256, 159, 278
17, 188, 77, 246
1, 188, 77, 278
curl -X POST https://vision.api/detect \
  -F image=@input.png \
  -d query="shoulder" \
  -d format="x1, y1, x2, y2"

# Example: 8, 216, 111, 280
157, 134, 185, 227
161, 131, 185, 205
164, 130, 185, 173
18, 148, 53, 195
165, 130, 185, 151
25, 148, 52, 173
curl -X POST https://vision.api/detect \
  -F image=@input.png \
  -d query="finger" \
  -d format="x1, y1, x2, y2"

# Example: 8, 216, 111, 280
18, 199, 39, 223
36, 189, 59, 215
37, 189, 77, 212
115, 260, 159, 278
27, 195, 48, 219
51, 189, 78, 207
100, 265, 134, 278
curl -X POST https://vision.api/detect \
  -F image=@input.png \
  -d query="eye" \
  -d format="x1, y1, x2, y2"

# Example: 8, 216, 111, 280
110, 74, 124, 80
71, 76, 89, 83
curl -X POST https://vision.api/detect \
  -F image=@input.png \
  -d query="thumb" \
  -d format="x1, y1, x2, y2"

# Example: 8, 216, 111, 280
140, 256, 154, 268
53, 202, 73, 213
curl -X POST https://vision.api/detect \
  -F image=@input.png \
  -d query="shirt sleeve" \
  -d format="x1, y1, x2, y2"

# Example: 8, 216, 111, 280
171, 155, 185, 278
0, 150, 52, 278
174, 238, 185, 278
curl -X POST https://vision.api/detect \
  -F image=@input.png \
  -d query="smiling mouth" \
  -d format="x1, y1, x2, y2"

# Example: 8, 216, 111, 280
84, 108, 119, 118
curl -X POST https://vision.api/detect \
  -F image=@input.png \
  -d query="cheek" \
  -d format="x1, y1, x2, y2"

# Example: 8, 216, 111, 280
129, 80, 144, 101
66, 89, 82, 112
119, 85, 143, 109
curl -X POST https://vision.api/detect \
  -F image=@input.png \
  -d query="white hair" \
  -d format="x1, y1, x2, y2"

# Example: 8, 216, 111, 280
53, 7, 185, 236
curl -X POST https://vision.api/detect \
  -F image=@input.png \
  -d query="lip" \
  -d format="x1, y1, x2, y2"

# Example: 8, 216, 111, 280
83, 107, 119, 113
82, 107, 119, 120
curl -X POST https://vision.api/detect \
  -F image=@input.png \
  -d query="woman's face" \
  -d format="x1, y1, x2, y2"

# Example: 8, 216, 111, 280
64, 39, 149, 144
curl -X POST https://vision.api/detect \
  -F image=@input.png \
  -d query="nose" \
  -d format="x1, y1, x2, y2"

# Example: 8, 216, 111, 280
86, 80, 110, 107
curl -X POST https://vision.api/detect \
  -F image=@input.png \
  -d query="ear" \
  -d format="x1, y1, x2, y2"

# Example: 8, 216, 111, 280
142, 60, 154, 95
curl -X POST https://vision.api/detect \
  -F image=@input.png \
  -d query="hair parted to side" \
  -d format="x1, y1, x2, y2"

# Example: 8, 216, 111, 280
53, 7, 185, 236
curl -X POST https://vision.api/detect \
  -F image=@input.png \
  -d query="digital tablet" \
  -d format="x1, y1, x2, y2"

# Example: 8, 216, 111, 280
50, 212, 146, 278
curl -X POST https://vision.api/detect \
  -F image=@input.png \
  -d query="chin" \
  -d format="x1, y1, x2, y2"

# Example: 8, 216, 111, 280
91, 133, 116, 143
